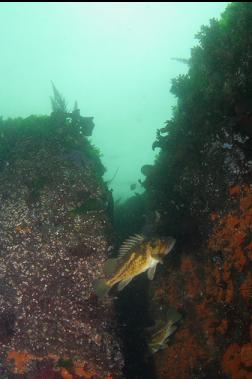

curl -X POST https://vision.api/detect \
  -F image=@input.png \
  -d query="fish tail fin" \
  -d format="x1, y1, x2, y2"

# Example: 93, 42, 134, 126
93, 279, 111, 298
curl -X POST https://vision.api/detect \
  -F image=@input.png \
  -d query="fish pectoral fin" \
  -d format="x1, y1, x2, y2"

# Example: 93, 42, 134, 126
147, 265, 157, 280
117, 278, 132, 291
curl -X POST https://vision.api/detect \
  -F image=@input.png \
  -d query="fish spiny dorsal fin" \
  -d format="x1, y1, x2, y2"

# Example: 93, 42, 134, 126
118, 234, 145, 258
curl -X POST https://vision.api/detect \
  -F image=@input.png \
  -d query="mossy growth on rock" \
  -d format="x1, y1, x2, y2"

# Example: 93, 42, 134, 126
143, 2, 252, 242
0, 87, 107, 213
0, 112, 104, 177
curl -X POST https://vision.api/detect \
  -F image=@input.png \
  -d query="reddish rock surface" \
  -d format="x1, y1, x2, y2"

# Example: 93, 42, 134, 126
149, 185, 252, 379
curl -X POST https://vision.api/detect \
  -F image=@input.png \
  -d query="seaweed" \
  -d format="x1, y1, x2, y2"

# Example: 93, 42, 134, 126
51, 81, 68, 113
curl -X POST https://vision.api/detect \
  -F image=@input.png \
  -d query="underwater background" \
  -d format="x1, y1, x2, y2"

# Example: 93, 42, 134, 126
0, 2, 227, 200
1, 2, 252, 379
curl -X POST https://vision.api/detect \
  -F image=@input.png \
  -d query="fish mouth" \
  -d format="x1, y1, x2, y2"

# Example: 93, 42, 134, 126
164, 237, 176, 255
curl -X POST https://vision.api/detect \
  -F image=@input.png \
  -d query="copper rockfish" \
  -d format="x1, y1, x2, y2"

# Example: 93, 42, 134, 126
146, 308, 182, 354
94, 234, 176, 297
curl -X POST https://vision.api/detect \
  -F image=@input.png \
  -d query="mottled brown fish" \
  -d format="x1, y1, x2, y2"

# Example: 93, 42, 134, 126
146, 308, 182, 354
93, 234, 176, 297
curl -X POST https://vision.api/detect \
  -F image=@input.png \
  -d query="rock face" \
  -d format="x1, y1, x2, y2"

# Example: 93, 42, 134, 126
0, 114, 123, 378
149, 186, 252, 379
139, 3, 252, 379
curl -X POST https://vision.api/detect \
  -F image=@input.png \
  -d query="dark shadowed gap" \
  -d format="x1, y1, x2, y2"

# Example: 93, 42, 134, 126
115, 277, 156, 379
113, 195, 156, 379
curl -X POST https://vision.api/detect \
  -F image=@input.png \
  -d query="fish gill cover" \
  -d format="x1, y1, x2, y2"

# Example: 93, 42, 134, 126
0, 86, 123, 378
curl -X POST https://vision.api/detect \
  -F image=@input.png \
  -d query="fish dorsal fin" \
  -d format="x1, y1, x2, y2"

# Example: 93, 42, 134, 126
118, 234, 145, 258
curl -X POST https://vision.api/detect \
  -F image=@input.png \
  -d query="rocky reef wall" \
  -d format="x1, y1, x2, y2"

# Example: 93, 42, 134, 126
0, 113, 123, 378
141, 3, 252, 378
150, 186, 252, 378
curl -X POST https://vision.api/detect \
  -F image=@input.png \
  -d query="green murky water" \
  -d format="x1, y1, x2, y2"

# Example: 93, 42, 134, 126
0, 2, 228, 201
